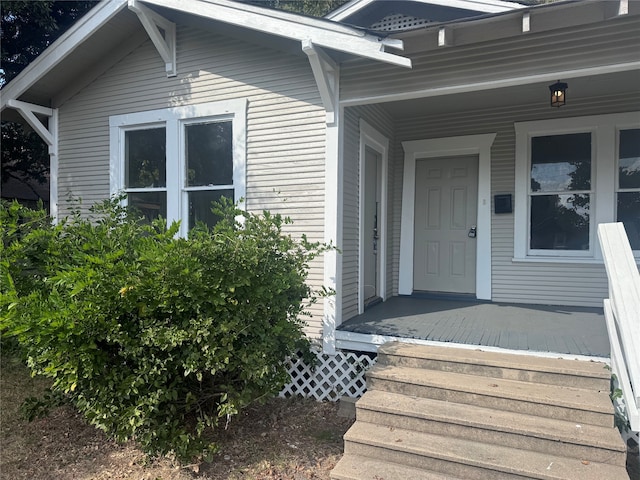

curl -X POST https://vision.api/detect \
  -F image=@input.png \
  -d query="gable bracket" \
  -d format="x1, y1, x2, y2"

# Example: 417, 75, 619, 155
302, 39, 339, 124
7, 100, 55, 150
128, 0, 176, 77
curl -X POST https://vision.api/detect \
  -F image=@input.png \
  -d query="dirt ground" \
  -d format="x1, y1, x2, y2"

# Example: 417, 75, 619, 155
0, 355, 354, 480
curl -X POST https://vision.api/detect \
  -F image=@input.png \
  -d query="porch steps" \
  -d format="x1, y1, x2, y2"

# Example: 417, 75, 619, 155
331, 343, 628, 480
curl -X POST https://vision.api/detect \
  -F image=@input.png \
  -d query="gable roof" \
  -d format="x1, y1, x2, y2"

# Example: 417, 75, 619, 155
0, 0, 410, 112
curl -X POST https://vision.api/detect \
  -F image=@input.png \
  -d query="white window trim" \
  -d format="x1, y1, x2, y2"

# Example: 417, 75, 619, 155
399, 133, 496, 300
358, 119, 389, 314
109, 99, 247, 236
514, 111, 640, 262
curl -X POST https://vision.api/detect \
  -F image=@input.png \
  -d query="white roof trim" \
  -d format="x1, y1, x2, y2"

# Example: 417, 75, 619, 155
327, 0, 525, 22
0, 0, 411, 112
0, 0, 129, 111
141, 0, 410, 67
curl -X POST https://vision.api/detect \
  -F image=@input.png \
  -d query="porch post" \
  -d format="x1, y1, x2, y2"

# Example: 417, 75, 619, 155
322, 105, 343, 354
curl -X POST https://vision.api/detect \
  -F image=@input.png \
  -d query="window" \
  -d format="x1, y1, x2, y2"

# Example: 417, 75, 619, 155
514, 112, 640, 261
529, 133, 592, 253
110, 100, 246, 236
617, 128, 640, 250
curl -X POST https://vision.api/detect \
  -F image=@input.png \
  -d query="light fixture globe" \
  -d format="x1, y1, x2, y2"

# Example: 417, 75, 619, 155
549, 80, 568, 107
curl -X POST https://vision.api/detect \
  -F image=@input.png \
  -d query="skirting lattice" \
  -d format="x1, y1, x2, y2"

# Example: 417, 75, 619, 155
279, 350, 377, 401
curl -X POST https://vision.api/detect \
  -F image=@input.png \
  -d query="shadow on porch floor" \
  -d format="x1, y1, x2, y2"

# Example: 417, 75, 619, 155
337, 296, 609, 358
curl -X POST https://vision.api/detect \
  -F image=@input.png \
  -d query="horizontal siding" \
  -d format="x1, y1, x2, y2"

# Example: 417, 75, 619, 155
386, 91, 640, 308
341, 17, 640, 102
57, 25, 327, 338
341, 104, 395, 322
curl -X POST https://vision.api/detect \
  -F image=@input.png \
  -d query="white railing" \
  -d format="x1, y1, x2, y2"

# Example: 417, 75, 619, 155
598, 222, 640, 433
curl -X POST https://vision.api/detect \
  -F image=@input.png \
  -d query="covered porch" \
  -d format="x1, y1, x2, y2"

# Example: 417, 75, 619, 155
336, 296, 608, 359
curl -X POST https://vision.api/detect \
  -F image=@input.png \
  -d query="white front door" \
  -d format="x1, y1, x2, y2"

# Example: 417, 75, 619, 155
363, 147, 380, 301
414, 155, 478, 294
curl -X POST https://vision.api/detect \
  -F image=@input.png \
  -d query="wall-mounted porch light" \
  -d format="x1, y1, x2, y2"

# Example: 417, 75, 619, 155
549, 80, 568, 107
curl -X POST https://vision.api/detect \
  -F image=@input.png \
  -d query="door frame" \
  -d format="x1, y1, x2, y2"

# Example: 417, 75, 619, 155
359, 119, 389, 314
399, 133, 496, 300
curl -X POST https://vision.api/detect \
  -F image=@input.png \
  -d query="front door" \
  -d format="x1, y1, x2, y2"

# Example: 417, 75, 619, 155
363, 147, 380, 302
414, 155, 478, 294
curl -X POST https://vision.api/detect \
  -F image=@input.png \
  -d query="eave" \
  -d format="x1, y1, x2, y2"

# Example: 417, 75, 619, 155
140, 0, 410, 67
0, 0, 411, 116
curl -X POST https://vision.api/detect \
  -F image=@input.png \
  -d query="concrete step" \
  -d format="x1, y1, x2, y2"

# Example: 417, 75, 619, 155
356, 390, 626, 466
377, 343, 610, 391
331, 454, 463, 480
343, 421, 628, 480
367, 365, 614, 427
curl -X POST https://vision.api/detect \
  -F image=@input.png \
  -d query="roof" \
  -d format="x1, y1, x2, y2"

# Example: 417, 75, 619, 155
326, 0, 526, 28
0, 0, 410, 112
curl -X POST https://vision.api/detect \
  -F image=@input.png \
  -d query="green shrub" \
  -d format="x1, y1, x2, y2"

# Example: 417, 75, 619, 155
1, 197, 329, 461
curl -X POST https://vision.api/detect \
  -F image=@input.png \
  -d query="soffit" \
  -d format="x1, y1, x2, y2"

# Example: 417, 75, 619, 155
5, 8, 141, 108
381, 70, 640, 118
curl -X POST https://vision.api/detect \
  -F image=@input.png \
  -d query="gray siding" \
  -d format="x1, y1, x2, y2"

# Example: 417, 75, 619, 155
342, 104, 395, 321
340, 16, 639, 103
57, 26, 327, 337
390, 92, 640, 309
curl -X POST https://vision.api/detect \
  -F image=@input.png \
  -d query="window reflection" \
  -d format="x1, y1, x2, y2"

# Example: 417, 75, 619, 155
125, 128, 166, 188
188, 190, 234, 230
530, 194, 590, 250
531, 133, 591, 193
618, 128, 640, 250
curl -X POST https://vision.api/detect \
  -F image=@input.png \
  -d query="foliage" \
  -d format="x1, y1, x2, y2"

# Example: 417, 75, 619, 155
1, 1, 96, 205
1, 1, 96, 85
240, 0, 347, 17
1, 197, 330, 462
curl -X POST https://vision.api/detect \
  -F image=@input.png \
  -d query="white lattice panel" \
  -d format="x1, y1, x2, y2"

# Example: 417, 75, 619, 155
279, 350, 377, 401
370, 14, 432, 32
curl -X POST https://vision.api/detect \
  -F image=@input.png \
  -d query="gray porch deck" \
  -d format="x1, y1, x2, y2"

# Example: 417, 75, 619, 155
337, 296, 609, 358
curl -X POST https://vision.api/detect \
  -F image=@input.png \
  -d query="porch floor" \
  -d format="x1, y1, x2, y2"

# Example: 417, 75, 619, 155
337, 296, 609, 357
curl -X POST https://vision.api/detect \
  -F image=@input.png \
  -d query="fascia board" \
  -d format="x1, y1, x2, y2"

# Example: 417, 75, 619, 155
327, 0, 525, 22
0, 0, 129, 111
325, 0, 375, 21
142, 0, 411, 68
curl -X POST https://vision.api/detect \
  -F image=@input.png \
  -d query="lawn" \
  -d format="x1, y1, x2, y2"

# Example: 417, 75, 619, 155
0, 354, 354, 480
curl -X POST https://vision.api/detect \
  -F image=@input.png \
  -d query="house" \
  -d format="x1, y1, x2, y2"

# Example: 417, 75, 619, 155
1, 0, 639, 358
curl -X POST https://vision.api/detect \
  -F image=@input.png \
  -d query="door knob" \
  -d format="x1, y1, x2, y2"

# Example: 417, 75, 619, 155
468, 226, 477, 238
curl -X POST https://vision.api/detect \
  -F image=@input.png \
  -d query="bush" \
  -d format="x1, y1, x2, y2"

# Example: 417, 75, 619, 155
1, 197, 329, 461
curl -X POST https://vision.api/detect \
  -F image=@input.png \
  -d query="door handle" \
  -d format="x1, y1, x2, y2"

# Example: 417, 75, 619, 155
468, 226, 477, 238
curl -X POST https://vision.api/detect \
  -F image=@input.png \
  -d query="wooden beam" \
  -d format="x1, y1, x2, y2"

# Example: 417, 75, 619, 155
128, 0, 176, 76
143, 0, 411, 68
522, 11, 531, 33
618, 0, 629, 16
302, 39, 339, 124
7, 100, 55, 148
438, 27, 453, 47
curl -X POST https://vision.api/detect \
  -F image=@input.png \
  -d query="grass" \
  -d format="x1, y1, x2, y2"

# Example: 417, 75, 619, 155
0, 352, 354, 480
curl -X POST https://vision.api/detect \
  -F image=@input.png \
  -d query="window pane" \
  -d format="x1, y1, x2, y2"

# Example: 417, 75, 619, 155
128, 191, 167, 222
619, 128, 640, 189
618, 192, 640, 250
188, 189, 234, 229
186, 122, 233, 187
125, 128, 166, 188
531, 133, 591, 192
530, 194, 590, 250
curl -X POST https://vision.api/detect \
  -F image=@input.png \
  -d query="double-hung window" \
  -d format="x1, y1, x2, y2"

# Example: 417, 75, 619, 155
529, 132, 592, 253
110, 100, 246, 236
515, 112, 640, 261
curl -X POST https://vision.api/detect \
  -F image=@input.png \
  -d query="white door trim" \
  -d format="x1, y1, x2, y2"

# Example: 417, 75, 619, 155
359, 119, 389, 314
399, 133, 496, 300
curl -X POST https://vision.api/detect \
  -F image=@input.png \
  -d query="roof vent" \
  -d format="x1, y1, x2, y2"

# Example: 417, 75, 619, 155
369, 13, 433, 32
